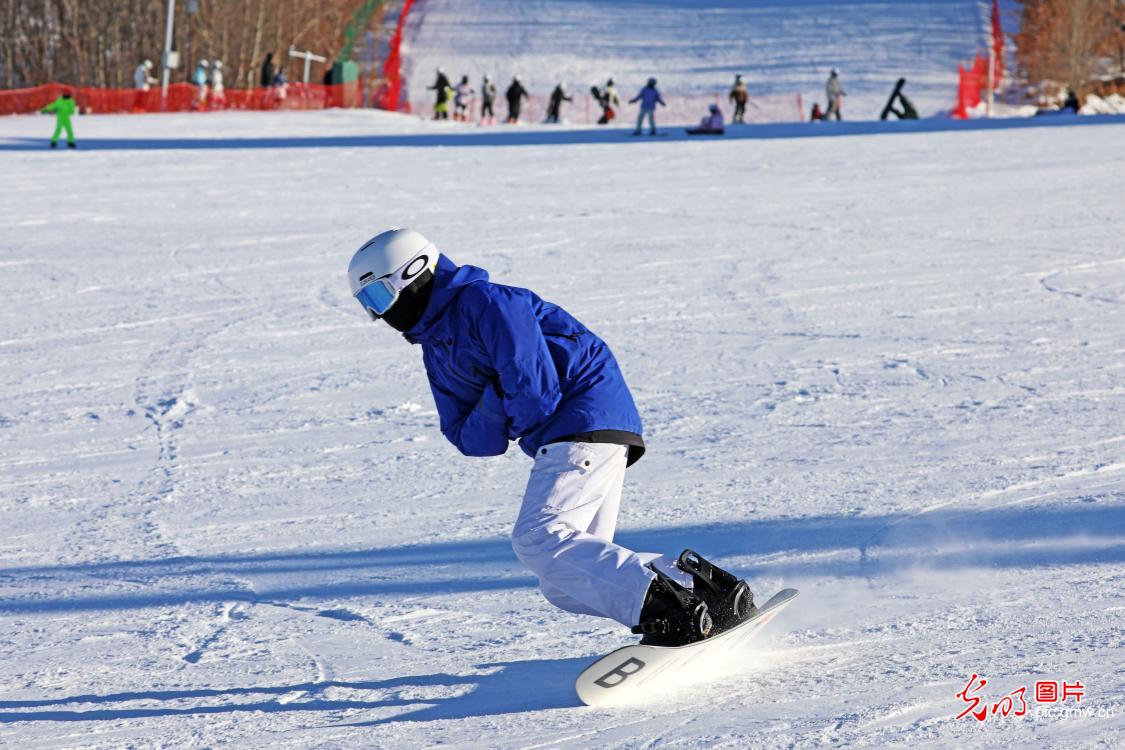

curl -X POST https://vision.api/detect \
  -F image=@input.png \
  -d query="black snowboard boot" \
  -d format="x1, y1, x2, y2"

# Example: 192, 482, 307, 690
676, 549, 755, 633
631, 569, 713, 647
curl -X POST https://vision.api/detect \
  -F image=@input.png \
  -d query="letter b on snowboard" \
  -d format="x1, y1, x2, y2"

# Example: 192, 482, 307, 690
594, 657, 646, 688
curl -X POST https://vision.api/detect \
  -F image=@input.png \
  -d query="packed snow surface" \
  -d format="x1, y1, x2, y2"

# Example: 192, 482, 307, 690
402, 0, 993, 119
1, 111, 1124, 748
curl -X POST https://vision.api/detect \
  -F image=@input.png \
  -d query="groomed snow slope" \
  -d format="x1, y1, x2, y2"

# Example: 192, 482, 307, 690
1, 112, 1124, 748
402, 0, 991, 120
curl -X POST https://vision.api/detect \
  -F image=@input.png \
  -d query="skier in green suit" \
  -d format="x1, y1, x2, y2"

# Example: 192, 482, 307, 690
41, 92, 77, 148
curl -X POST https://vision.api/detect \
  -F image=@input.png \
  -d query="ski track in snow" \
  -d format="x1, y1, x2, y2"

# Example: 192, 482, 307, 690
0, 107, 1123, 748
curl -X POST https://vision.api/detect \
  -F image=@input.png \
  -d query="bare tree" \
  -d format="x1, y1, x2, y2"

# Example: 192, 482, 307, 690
0, 0, 380, 89
1016, 0, 1125, 94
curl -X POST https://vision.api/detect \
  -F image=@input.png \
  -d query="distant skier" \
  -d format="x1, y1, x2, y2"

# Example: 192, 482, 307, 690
210, 60, 226, 109
193, 58, 210, 110
133, 59, 156, 112
1062, 90, 1080, 113
545, 82, 572, 123
134, 59, 156, 91
430, 67, 453, 120
825, 68, 845, 121
630, 77, 665, 136
347, 228, 757, 646
480, 74, 497, 124
261, 52, 277, 88
594, 77, 620, 125
41, 90, 77, 148
729, 74, 748, 124
506, 76, 529, 123
454, 75, 474, 121
686, 103, 725, 135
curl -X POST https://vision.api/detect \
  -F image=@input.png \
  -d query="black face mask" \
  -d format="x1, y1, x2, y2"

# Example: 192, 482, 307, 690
382, 270, 435, 333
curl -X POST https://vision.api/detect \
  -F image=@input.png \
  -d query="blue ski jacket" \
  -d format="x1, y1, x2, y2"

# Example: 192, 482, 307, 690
630, 85, 665, 111
403, 255, 643, 459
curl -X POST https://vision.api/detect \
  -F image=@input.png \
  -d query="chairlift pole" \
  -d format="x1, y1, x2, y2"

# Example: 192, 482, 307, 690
160, 0, 175, 106
987, 44, 994, 118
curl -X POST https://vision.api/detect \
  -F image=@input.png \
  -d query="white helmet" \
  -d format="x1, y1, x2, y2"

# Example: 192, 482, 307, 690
199, 58, 209, 67
144, 59, 153, 69
347, 228, 438, 320
213, 60, 223, 69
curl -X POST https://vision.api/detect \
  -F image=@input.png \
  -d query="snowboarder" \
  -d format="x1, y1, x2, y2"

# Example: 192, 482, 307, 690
878, 78, 917, 121
594, 77, 620, 125
686, 103, 725, 135
480, 74, 497, 124
506, 76, 529, 123
825, 68, 845, 121
454, 75, 474, 122
545, 82, 572, 123
729, 74, 748, 124
430, 67, 453, 119
630, 77, 665, 136
41, 91, 77, 148
346, 228, 757, 647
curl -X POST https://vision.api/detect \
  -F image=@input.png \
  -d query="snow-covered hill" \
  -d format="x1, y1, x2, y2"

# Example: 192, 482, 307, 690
401, 0, 993, 120
0, 111, 1123, 747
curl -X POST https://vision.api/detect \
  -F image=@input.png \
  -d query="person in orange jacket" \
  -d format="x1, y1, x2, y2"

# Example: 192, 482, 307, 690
41, 91, 77, 148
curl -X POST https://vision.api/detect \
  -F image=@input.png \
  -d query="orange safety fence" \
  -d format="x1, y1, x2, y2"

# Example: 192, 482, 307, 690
0, 81, 361, 116
372, 0, 416, 112
953, 0, 1004, 118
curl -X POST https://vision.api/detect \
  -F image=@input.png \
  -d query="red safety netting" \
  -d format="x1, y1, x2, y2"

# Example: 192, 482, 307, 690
409, 92, 804, 126
0, 81, 361, 116
953, 0, 1005, 118
372, 0, 416, 112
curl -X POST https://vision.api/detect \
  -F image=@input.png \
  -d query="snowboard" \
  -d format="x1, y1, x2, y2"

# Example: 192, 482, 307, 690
575, 588, 798, 707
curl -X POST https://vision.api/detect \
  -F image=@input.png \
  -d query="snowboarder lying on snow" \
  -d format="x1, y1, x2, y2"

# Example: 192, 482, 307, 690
686, 103, 725, 135
347, 229, 757, 646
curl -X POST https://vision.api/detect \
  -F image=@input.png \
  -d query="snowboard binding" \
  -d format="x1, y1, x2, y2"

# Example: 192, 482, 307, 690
631, 569, 713, 647
676, 549, 755, 633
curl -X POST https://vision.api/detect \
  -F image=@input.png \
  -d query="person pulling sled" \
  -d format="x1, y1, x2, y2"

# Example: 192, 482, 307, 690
346, 229, 758, 647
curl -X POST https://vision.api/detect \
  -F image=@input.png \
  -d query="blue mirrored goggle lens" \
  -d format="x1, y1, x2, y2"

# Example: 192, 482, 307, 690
355, 279, 398, 317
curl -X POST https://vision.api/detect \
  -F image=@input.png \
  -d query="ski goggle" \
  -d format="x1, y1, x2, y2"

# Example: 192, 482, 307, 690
354, 248, 435, 320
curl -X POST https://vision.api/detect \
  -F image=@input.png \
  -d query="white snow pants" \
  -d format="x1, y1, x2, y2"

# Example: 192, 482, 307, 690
511, 442, 692, 627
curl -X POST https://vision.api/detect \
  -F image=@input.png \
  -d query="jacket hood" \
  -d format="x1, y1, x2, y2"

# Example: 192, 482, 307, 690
403, 254, 489, 344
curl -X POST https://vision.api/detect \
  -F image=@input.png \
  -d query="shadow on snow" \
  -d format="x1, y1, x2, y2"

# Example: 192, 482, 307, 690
1, 113, 1122, 151
0, 658, 586, 723
0, 500, 1121, 615
0, 501, 1121, 724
